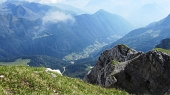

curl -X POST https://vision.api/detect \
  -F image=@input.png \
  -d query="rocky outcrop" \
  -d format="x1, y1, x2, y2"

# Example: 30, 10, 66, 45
84, 44, 170, 95
155, 38, 170, 49
83, 45, 142, 84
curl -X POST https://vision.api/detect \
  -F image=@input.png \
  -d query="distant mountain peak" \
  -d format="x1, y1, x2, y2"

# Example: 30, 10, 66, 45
97, 9, 107, 12
94, 9, 119, 17
95, 9, 109, 14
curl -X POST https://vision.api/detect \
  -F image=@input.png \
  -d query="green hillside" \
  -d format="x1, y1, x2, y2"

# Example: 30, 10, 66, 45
0, 58, 30, 66
155, 48, 170, 55
0, 66, 128, 95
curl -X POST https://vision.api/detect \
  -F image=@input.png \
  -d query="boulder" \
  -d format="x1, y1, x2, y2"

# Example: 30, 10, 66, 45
84, 44, 170, 95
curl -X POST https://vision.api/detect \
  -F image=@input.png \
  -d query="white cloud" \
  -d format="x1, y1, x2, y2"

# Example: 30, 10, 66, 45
42, 11, 74, 24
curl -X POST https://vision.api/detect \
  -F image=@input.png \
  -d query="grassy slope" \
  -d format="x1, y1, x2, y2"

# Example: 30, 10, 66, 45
0, 66, 128, 95
154, 48, 170, 55
0, 58, 30, 66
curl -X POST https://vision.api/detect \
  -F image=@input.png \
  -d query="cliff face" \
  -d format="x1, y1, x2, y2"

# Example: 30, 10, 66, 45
84, 44, 170, 95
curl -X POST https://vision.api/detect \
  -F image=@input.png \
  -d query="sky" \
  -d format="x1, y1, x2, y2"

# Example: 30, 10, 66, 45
1, 0, 170, 9
0, 0, 90, 7
1, 0, 170, 27
2, 0, 170, 12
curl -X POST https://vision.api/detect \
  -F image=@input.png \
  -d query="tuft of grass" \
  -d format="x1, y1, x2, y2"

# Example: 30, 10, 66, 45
119, 44, 130, 50
112, 60, 119, 65
154, 48, 170, 55
0, 66, 129, 95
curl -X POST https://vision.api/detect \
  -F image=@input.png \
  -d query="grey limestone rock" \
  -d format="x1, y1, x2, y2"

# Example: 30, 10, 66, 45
84, 44, 170, 95
83, 44, 142, 87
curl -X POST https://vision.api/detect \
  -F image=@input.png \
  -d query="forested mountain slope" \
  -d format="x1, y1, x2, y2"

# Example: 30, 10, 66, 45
0, 1, 134, 59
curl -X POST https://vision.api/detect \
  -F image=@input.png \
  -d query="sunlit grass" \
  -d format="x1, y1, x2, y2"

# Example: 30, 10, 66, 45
112, 60, 119, 65
0, 58, 30, 66
0, 66, 129, 95
154, 48, 170, 55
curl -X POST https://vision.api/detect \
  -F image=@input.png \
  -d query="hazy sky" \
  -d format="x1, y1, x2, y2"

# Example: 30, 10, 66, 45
2, 0, 170, 11
3, 0, 169, 15
0, 0, 89, 6
1, 0, 170, 27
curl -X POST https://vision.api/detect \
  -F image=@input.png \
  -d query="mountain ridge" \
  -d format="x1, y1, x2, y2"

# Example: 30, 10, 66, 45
0, 1, 134, 59
105, 13, 170, 52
